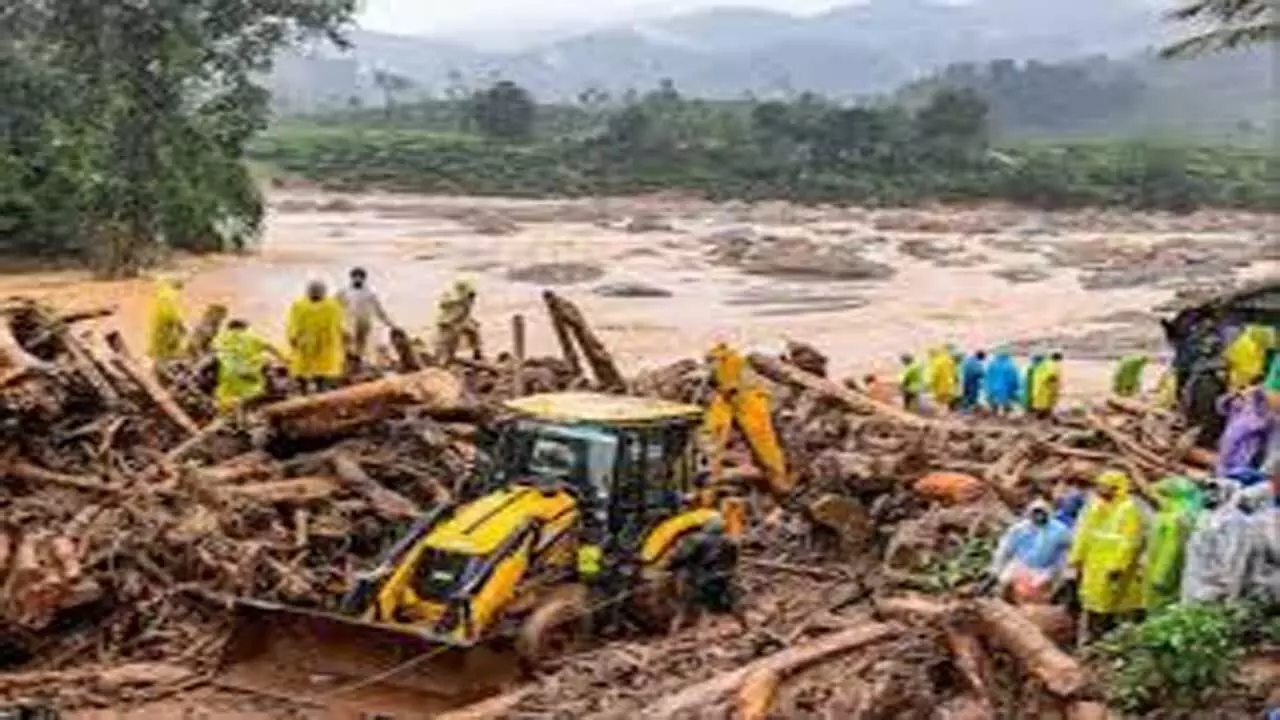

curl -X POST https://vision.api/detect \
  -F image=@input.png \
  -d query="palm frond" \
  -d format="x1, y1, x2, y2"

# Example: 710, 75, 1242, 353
1160, 17, 1280, 57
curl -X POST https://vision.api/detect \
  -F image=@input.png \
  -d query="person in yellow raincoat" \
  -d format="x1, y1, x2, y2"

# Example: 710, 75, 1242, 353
1030, 352, 1063, 418
287, 280, 345, 392
146, 278, 187, 362
1068, 470, 1146, 643
435, 279, 482, 362
703, 342, 789, 500
1223, 326, 1265, 391
212, 319, 283, 412
927, 346, 960, 410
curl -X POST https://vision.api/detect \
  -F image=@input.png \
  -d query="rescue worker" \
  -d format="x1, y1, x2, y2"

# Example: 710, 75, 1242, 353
1068, 470, 1146, 643
336, 267, 396, 368
1182, 478, 1251, 603
211, 319, 283, 412
147, 277, 186, 362
983, 348, 1020, 415
927, 346, 960, 411
703, 342, 788, 495
899, 354, 924, 410
1242, 479, 1279, 603
1215, 386, 1272, 479
669, 516, 747, 632
1223, 324, 1265, 391
1142, 476, 1200, 611
1022, 353, 1045, 411
287, 280, 345, 393
1111, 354, 1149, 397
1055, 488, 1087, 530
960, 350, 987, 412
1030, 352, 1063, 419
1154, 368, 1177, 410
987, 498, 1073, 602
435, 278, 482, 362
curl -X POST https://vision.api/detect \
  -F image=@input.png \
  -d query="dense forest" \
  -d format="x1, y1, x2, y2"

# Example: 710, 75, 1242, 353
253, 77, 1279, 212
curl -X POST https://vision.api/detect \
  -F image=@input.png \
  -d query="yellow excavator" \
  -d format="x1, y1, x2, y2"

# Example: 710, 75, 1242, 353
219, 392, 730, 716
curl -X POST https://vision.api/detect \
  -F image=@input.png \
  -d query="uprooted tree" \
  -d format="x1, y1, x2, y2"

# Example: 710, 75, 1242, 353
0, 0, 356, 277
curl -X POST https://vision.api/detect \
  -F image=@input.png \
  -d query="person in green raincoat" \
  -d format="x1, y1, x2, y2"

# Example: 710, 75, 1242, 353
1112, 354, 1149, 397
1142, 476, 1201, 611
146, 278, 186, 362
899, 353, 924, 410
1068, 470, 1146, 641
212, 319, 283, 412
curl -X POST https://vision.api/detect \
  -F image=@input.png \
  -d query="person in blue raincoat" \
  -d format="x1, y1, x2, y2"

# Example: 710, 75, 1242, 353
987, 499, 1073, 602
984, 348, 1020, 415
1022, 353, 1045, 411
1055, 488, 1087, 530
960, 350, 987, 411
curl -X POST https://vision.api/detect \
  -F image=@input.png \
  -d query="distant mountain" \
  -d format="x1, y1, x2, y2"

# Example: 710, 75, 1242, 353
267, 0, 1268, 140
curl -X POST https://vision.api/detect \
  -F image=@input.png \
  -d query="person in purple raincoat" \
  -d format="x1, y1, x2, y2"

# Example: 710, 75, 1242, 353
1215, 387, 1272, 479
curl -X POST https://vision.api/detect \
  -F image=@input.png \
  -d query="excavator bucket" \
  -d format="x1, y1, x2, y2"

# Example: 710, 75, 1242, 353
216, 599, 523, 718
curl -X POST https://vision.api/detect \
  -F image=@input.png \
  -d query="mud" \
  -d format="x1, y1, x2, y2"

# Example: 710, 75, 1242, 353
0, 191, 1273, 401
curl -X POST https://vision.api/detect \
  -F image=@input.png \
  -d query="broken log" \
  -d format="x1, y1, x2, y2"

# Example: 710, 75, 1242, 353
257, 368, 465, 440
511, 314, 526, 396
217, 476, 341, 504
0, 305, 64, 418
331, 453, 421, 520
543, 291, 624, 390
749, 353, 930, 428
973, 599, 1089, 698
5, 456, 114, 494
183, 303, 228, 358
105, 349, 201, 436
643, 621, 900, 719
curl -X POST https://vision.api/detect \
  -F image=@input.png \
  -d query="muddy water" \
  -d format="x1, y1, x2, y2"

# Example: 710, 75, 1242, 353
8, 191, 1275, 399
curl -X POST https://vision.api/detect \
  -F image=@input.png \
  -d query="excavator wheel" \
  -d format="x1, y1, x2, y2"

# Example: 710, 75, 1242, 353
516, 585, 591, 669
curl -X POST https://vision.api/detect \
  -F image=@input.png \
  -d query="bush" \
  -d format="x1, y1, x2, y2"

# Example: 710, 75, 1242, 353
1094, 602, 1262, 712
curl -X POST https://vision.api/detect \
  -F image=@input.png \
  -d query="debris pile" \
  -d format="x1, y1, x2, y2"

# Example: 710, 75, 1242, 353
0, 292, 1231, 716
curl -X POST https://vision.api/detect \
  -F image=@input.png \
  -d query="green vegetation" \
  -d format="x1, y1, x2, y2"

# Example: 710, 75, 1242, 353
253, 81, 1280, 212
1094, 602, 1275, 712
1163, 0, 1279, 57
0, 0, 355, 276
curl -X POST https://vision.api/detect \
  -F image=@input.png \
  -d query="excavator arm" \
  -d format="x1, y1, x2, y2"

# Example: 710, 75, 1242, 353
703, 343, 867, 547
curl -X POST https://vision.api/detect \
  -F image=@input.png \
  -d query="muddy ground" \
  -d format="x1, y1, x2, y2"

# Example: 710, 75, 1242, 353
1, 192, 1275, 399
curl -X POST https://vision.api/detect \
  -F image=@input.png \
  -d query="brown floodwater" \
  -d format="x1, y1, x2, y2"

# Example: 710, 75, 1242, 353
9, 191, 1275, 399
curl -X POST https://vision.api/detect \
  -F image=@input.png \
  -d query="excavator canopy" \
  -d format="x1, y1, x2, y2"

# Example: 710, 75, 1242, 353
503, 391, 703, 426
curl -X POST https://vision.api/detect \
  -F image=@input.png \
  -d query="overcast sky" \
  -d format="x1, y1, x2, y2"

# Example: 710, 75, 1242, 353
358, 0, 856, 38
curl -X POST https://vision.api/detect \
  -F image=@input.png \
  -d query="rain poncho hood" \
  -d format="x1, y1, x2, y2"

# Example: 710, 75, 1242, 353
1142, 476, 1200, 610
1181, 478, 1251, 603
1215, 388, 1272, 477
287, 295, 345, 379
960, 354, 985, 410
1068, 470, 1146, 614
146, 279, 186, 361
984, 351, 1020, 409
1111, 355, 1148, 397
927, 347, 960, 405
990, 499, 1072, 576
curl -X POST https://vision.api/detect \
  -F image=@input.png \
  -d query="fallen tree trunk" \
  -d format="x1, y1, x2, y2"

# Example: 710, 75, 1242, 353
257, 368, 464, 440
217, 476, 341, 504
973, 599, 1089, 698
331, 453, 421, 520
105, 350, 201, 436
748, 353, 930, 428
543, 291, 624, 391
643, 621, 900, 719
0, 306, 64, 419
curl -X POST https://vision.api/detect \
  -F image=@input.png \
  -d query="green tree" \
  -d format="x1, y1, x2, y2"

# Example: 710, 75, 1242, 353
1163, 0, 1280, 56
468, 80, 537, 142
2, 0, 355, 276
372, 69, 415, 121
